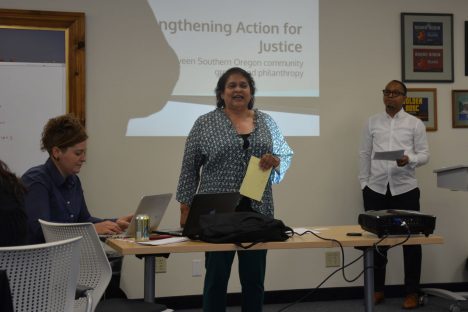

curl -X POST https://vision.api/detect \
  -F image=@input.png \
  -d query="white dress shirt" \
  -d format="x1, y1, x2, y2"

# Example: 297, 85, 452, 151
359, 109, 429, 196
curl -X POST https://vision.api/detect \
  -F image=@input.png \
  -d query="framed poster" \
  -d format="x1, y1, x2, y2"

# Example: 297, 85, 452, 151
452, 90, 468, 128
401, 13, 453, 82
465, 21, 468, 76
403, 88, 437, 131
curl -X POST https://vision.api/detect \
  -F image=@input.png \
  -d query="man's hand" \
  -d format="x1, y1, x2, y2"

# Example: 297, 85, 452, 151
94, 221, 124, 235
396, 155, 409, 167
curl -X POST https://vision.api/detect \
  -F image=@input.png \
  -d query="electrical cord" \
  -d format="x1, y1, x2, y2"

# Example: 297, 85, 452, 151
277, 224, 411, 312
372, 221, 411, 274
388, 221, 411, 248
277, 230, 372, 312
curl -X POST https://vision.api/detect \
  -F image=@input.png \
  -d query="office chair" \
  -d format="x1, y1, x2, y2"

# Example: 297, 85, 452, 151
39, 220, 166, 312
421, 288, 468, 312
0, 237, 82, 312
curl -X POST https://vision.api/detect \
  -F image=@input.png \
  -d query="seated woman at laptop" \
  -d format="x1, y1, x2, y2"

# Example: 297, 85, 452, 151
176, 67, 293, 311
22, 114, 132, 244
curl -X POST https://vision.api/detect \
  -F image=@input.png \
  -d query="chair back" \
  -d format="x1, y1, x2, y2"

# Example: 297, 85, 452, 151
39, 220, 112, 312
0, 237, 82, 312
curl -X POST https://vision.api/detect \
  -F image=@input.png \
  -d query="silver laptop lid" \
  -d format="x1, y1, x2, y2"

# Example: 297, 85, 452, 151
126, 193, 172, 236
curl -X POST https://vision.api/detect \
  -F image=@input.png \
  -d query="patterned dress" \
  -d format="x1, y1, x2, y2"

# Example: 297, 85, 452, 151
176, 107, 293, 217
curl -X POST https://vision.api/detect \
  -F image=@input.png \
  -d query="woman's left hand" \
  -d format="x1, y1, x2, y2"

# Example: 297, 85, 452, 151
259, 153, 280, 171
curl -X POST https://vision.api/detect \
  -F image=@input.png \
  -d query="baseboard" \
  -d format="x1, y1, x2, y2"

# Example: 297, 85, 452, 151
151, 282, 468, 310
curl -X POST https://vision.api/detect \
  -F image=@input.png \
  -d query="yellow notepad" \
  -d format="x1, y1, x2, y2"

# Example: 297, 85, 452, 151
239, 156, 271, 202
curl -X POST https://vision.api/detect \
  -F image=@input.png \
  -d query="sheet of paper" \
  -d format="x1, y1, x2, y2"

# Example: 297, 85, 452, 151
373, 149, 404, 161
136, 236, 189, 246
239, 156, 271, 202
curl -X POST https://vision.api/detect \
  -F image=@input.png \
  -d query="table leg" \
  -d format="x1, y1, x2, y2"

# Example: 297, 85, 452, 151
363, 247, 374, 312
144, 256, 156, 303
141, 255, 168, 311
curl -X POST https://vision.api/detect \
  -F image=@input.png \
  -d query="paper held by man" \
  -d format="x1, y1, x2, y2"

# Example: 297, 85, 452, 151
373, 149, 404, 161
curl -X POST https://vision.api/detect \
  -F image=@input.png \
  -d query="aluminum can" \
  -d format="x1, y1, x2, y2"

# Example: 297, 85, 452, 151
135, 214, 150, 241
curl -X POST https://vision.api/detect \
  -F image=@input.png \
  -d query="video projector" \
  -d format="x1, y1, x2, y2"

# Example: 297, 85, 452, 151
358, 209, 436, 237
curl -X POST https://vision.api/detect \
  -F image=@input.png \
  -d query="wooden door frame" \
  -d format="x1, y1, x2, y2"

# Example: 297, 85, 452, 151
0, 8, 86, 125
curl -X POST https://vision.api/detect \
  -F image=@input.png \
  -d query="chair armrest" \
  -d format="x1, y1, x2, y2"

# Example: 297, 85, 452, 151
75, 284, 93, 300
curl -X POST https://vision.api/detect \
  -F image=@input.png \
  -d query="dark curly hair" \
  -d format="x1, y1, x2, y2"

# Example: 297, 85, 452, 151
0, 160, 25, 203
215, 67, 256, 109
41, 114, 88, 155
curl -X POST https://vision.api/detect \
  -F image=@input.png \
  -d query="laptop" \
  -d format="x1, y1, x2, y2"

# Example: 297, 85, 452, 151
155, 192, 241, 239
101, 193, 172, 239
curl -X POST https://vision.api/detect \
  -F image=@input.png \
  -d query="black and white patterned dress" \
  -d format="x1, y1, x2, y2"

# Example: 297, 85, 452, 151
176, 108, 293, 217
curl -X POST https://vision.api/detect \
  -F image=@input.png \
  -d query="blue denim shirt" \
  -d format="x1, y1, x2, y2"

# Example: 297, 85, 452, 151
22, 158, 104, 244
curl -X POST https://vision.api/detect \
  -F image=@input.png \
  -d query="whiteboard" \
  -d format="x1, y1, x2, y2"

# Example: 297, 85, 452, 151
0, 62, 66, 175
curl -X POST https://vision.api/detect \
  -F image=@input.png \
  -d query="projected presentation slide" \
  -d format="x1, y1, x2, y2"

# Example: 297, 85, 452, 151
127, 0, 320, 136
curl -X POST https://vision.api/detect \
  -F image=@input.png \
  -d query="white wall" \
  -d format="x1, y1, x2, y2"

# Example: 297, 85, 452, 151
2, 0, 468, 298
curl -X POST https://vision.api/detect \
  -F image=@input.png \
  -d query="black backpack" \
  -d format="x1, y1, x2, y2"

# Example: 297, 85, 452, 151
198, 211, 294, 249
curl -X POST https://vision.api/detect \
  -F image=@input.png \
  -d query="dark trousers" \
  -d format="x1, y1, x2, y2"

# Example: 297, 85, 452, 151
203, 250, 267, 312
362, 185, 422, 294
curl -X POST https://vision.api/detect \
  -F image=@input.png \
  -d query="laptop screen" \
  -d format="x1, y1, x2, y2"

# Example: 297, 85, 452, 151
126, 193, 172, 236
183, 192, 241, 238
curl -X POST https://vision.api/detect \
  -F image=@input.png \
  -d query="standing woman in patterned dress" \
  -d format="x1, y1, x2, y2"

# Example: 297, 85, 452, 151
176, 67, 293, 312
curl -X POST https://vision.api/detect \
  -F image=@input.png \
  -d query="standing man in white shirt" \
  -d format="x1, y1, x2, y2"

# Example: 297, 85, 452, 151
359, 80, 430, 309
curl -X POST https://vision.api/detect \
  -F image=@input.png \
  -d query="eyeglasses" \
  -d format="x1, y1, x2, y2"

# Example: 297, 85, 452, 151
382, 89, 405, 97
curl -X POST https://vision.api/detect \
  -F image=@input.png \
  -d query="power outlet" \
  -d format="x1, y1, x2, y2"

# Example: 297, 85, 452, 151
325, 251, 341, 267
192, 259, 202, 277
155, 257, 167, 273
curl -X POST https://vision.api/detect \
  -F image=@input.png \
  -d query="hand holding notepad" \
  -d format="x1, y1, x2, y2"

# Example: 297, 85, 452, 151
239, 156, 271, 201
